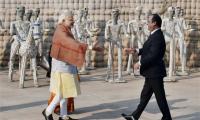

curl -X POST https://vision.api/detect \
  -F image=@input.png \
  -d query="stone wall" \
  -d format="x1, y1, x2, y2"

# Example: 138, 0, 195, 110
0, 0, 200, 69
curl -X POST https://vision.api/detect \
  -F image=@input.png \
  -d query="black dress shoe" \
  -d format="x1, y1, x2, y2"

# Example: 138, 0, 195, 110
121, 113, 136, 120
42, 109, 54, 120
161, 116, 172, 120
58, 116, 78, 120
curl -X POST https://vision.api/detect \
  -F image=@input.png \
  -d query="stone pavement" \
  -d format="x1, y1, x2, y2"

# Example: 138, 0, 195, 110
0, 68, 200, 120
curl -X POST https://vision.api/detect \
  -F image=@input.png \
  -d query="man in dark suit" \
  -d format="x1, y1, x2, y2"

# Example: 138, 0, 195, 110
122, 14, 172, 120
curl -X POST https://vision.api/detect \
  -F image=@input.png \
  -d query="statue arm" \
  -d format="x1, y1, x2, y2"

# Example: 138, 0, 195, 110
10, 22, 16, 35
104, 24, 110, 41
74, 24, 82, 39
71, 27, 78, 40
127, 22, 131, 34
128, 21, 137, 36
161, 20, 166, 32
175, 22, 184, 38
120, 22, 128, 37
86, 22, 93, 37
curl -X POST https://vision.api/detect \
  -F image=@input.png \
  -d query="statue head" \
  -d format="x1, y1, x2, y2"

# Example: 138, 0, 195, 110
175, 7, 181, 17
135, 6, 142, 17
16, 6, 25, 20
34, 8, 40, 18
25, 10, 33, 21
167, 6, 175, 18
180, 8, 185, 17
31, 8, 40, 21
111, 8, 120, 20
83, 7, 88, 18
145, 9, 152, 20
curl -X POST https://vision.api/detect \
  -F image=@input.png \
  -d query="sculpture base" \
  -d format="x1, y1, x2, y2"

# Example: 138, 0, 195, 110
176, 71, 189, 76
126, 71, 134, 75
164, 76, 178, 82
86, 66, 96, 70
105, 78, 127, 83
79, 70, 89, 75
115, 79, 127, 83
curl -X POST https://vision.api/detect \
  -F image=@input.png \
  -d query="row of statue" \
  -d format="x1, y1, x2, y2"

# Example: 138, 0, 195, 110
8, 6, 49, 88
8, 5, 192, 88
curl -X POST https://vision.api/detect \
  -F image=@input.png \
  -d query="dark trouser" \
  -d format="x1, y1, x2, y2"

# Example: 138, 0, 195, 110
46, 45, 52, 78
132, 77, 172, 120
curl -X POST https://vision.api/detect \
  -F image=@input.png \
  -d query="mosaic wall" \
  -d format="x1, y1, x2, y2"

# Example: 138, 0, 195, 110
0, 0, 200, 69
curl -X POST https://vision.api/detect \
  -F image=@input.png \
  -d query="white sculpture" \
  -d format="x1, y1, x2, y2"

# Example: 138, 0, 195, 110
126, 7, 148, 75
105, 8, 127, 83
8, 6, 38, 88
87, 22, 101, 69
74, 8, 93, 74
18, 24, 38, 88
31, 8, 49, 71
174, 7, 189, 75
162, 6, 180, 80
9, 6, 30, 81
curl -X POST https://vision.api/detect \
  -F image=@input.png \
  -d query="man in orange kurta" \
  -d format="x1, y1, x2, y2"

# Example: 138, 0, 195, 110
47, 13, 103, 115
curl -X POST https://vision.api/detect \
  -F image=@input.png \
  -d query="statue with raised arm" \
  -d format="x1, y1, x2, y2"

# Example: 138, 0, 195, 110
105, 8, 127, 83
162, 6, 178, 81
74, 8, 93, 74
86, 22, 101, 69
126, 6, 148, 75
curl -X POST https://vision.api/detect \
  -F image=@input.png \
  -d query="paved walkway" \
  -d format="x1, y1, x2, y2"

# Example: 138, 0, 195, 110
0, 68, 200, 120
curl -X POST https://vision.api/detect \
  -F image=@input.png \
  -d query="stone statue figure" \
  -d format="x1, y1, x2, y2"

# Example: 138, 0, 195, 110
105, 8, 128, 83
74, 8, 93, 74
8, 6, 39, 88
162, 6, 181, 81
126, 6, 149, 75
86, 22, 101, 69
174, 7, 190, 75
9, 6, 30, 81
31, 8, 49, 71
143, 9, 152, 39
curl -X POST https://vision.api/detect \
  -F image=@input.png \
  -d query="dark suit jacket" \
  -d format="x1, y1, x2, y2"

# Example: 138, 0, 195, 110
138, 29, 166, 78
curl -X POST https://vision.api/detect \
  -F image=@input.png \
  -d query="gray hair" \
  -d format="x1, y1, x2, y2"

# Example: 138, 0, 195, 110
58, 10, 74, 24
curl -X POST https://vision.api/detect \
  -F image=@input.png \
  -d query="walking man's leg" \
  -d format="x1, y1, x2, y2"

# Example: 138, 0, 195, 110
151, 78, 172, 120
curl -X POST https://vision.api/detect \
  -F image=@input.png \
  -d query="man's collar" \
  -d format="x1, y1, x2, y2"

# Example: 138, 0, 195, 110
151, 28, 160, 35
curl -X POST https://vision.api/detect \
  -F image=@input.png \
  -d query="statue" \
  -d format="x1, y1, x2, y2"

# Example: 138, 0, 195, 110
162, 6, 180, 81
126, 7, 148, 75
31, 8, 49, 71
9, 6, 30, 81
86, 22, 101, 69
74, 8, 93, 74
105, 8, 127, 83
8, 6, 39, 88
174, 7, 190, 75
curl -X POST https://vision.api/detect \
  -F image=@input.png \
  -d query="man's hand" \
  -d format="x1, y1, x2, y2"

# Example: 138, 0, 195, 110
124, 48, 136, 54
134, 62, 140, 70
